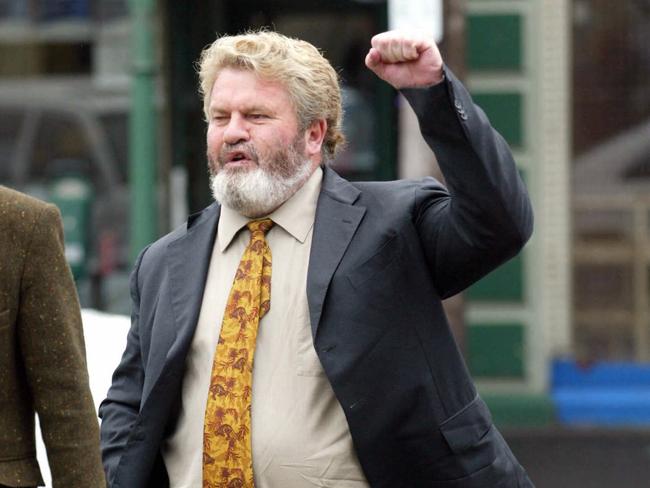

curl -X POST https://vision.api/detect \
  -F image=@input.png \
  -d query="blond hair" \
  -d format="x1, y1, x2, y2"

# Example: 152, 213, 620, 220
198, 30, 345, 160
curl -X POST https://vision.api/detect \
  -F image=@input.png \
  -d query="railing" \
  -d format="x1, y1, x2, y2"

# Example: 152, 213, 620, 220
573, 193, 650, 361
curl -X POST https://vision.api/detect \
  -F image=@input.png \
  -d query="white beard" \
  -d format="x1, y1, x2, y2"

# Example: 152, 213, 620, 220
210, 156, 313, 218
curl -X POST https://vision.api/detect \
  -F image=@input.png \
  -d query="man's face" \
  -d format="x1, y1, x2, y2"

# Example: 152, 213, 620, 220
206, 68, 319, 217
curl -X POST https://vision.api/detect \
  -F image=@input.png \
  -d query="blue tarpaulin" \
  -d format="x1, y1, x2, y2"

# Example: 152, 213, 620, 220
552, 360, 650, 425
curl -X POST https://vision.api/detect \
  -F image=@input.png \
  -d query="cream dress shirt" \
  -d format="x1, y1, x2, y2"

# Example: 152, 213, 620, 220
161, 168, 369, 487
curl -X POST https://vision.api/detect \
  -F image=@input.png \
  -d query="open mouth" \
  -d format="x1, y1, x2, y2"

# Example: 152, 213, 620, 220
217, 144, 258, 169
222, 149, 255, 166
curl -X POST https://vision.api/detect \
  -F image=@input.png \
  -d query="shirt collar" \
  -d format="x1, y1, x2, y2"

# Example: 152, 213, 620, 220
217, 166, 323, 252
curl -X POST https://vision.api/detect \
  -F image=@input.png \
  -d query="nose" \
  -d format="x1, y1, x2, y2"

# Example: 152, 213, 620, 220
222, 113, 250, 145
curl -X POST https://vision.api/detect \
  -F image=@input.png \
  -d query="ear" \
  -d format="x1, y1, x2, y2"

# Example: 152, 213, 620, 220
303, 118, 328, 159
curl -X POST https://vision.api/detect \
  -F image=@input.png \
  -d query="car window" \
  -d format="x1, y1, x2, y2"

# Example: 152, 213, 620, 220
0, 108, 24, 181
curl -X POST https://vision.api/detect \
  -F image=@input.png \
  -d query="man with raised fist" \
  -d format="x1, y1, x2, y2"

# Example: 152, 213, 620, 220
101, 30, 534, 488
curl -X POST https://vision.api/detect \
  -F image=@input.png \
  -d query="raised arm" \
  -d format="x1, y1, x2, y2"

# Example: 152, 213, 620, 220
366, 31, 533, 297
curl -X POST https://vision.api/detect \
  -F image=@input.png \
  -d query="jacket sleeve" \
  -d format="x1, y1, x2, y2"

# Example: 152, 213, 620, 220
401, 66, 534, 298
18, 204, 105, 488
98, 246, 149, 485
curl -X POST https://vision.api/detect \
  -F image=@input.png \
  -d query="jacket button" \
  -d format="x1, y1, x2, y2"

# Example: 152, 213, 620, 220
454, 99, 463, 109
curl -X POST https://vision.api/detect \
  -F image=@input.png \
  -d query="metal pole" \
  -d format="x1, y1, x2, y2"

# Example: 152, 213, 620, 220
129, 0, 157, 260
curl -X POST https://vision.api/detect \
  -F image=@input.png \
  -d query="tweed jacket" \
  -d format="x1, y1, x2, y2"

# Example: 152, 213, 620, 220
0, 186, 105, 487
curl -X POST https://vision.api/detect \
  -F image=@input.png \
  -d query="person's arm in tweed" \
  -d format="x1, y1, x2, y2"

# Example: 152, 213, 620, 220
18, 203, 105, 488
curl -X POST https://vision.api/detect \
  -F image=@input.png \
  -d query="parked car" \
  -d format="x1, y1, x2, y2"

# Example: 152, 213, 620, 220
0, 76, 131, 312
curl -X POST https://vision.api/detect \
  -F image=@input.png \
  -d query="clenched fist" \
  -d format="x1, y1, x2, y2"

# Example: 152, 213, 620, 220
365, 31, 444, 89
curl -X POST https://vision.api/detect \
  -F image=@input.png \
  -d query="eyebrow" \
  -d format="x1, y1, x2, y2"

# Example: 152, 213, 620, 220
209, 105, 271, 115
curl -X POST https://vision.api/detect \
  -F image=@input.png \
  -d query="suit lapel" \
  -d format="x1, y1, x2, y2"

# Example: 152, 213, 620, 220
162, 204, 220, 380
307, 167, 365, 339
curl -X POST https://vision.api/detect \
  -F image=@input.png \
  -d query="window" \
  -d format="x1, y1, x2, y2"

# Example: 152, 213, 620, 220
572, 0, 650, 360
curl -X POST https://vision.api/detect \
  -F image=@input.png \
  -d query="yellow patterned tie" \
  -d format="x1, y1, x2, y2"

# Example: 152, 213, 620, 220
203, 219, 273, 488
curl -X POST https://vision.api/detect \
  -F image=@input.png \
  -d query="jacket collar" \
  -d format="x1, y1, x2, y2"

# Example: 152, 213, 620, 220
307, 166, 366, 339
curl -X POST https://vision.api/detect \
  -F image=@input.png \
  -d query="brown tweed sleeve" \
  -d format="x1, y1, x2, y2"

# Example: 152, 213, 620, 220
18, 203, 106, 488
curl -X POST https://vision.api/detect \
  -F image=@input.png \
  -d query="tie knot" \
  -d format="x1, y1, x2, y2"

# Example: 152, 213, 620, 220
247, 218, 274, 237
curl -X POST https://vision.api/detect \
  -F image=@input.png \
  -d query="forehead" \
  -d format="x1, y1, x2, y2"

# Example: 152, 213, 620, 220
209, 68, 294, 110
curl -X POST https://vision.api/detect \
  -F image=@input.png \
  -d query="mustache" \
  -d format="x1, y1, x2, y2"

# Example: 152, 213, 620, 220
217, 142, 259, 166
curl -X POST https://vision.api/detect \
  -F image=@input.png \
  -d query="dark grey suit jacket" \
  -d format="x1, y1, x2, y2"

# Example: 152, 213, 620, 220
99, 68, 534, 487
